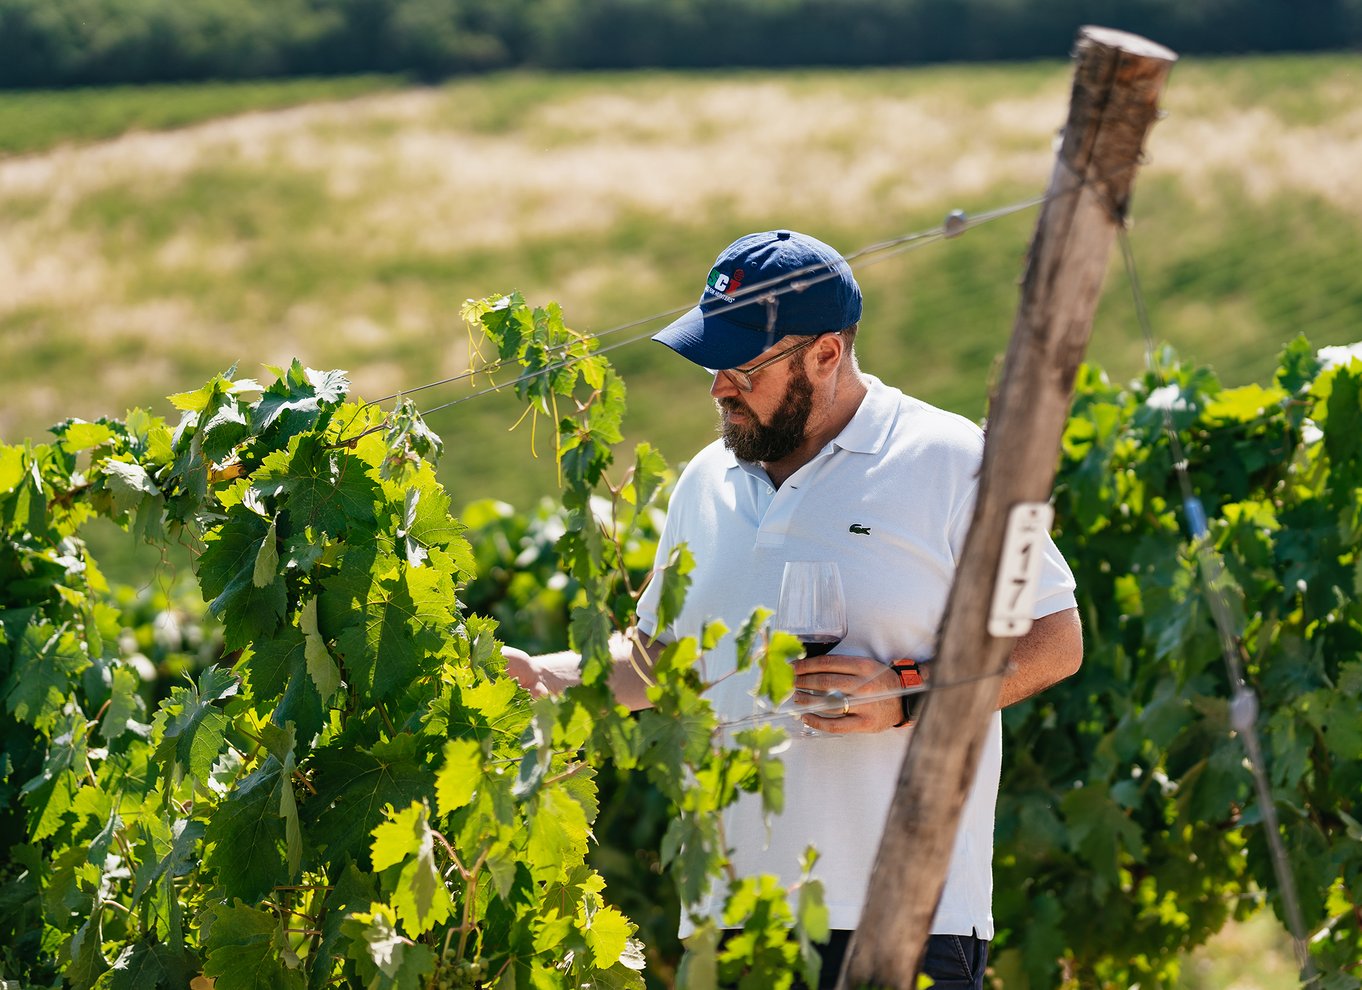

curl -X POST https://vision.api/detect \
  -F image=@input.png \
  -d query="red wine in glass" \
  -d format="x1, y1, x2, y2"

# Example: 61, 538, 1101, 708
777, 561, 849, 735
798, 634, 842, 657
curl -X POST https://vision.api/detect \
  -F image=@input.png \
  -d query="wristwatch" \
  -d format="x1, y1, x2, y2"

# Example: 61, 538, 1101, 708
891, 660, 927, 727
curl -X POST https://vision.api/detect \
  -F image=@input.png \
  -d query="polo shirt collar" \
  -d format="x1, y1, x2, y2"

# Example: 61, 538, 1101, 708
829, 374, 895, 455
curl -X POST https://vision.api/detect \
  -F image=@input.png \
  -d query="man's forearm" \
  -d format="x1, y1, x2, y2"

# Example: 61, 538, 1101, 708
995, 606, 1083, 709
506, 630, 661, 711
605, 632, 661, 711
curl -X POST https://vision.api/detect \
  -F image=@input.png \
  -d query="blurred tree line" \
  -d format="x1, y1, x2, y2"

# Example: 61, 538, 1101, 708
2, 0, 1360, 88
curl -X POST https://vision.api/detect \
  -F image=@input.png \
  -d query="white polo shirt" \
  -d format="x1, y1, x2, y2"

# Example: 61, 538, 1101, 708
636, 375, 1077, 938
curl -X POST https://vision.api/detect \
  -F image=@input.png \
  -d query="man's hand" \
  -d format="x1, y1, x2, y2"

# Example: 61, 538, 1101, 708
792, 654, 906, 734
503, 647, 581, 698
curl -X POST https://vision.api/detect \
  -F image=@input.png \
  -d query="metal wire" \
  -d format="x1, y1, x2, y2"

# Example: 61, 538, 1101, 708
355, 194, 1052, 421
714, 666, 1009, 734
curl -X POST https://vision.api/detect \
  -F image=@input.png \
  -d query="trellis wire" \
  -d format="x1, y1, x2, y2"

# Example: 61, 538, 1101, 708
361, 195, 1048, 422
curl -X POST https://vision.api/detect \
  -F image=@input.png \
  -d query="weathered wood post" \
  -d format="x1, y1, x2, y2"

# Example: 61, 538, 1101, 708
839, 27, 1177, 988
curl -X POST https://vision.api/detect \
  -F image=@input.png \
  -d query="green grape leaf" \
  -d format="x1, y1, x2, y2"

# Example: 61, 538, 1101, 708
203, 759, 290, 902
1202, 383, 1288, 424
59, 420, 117, 451
435, 738, 483, 816
795, 847, 830, 985
514, 697, 556, 800
304, 735, 435, 867
654, 543, 695, 635
734, 607, 773, 674
0, 445, 25, 492
27, 770, 77, 842
527, 785, 590, 881
395, 477, 474, 576
101, 665, 143, 741
381, 400, 444, 483
1324, 367, 1362, 487
252, 435, 379, 538
253, 515, 280, 587
589, 962, 647, 990
758, 631, 801, 706
3, 619, 89, 727
200, 394, 250, 462
272, 661, 326, 750
21, 708, 88, 798
244, 627, 306, 700
396, 488, 428, 568
101, 459, 161, 516
1275, 334, 1323, 393
561, 380, 623, 490
371, 801, 453, 935
571, 605, 613, 687
258, 721, 304, 880
65, 914, 108, 988
622, 442, 668, 509
330, 564, 453, 701
370, 802, 422, 872
203, 900, 305, 990
131, 818, 206, 906
676, 924, 719, 990
281, 531, 325, 575
168, 368, 260, 412
106, 939, 195, 990
88, 806, 122, 870
198, 505, 287, 651
300, 596, 342, 703
1301, 689, 1362, 761
152, 666, 239, 785
733, 724, 787, 817
251, 360, 349, 440
637, 677, 714, 773
585, 904, 633, 968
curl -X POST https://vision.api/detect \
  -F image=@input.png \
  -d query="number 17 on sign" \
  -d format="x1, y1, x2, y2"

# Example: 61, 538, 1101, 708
987, 502, 1055, 638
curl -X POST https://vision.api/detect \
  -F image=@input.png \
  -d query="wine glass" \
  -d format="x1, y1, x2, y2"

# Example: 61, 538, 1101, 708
777, 561, 849, 736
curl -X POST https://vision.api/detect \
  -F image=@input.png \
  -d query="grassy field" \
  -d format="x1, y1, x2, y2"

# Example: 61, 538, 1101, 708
0, 75, 404, 155
2, 57, 1346, 982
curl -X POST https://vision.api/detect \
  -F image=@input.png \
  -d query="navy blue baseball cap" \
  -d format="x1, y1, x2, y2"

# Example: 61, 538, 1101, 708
653, 230, 862, 370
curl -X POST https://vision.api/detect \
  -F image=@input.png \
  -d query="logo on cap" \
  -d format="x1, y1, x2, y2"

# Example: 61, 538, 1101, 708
705, 267, 745, 302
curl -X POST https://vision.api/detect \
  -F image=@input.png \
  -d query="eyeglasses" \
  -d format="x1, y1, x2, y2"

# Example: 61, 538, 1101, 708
713, 336, 820, 393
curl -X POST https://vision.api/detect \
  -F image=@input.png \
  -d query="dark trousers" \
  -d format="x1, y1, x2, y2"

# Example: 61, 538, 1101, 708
721, 929, 988, 990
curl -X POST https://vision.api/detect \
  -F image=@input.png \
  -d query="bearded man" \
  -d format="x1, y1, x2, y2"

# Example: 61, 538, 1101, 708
507, 230, 1083, 989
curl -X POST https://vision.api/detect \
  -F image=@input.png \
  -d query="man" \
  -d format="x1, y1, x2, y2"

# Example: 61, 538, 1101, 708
506, 230, 1082, 989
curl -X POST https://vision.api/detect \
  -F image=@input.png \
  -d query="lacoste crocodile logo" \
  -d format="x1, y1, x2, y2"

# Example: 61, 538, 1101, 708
849, 523, 871, 536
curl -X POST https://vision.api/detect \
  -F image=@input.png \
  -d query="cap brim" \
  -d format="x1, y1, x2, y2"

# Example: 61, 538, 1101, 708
652, 306, 776, 370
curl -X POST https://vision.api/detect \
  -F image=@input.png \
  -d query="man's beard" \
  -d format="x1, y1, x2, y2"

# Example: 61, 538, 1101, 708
717, 363, 815, 463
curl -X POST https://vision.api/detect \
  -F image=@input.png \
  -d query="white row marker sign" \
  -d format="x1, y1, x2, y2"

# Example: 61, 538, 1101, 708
987, 502, 1055, 638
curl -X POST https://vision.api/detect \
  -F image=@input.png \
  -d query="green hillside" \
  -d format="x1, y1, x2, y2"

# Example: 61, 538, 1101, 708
2, 55, 1361, 514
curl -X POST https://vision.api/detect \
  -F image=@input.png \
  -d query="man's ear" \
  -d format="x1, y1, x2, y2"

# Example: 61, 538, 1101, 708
811, 333, 845, 379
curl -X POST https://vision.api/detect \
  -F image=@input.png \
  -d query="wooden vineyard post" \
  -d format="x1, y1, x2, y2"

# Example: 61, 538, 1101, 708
839, 27, 1177, 989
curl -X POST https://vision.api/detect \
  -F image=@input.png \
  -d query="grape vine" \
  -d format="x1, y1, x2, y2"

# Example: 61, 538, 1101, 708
0, 294, 823, 990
